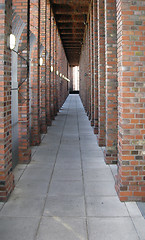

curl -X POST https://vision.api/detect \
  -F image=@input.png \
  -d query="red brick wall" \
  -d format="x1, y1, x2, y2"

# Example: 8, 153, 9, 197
104, 0, 118, 164
93, 0, 98, 135
30, 0, 41, 145
13, 0, 31, 164
90, 3, 94, 126
116, 0, 145, 201
40, 0, 47, 134
46, 1, 52, 126
97, 0, 106, 146
0, 0, 14, 201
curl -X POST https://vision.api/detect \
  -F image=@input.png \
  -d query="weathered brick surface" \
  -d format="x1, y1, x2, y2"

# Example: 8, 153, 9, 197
115, 0, 145, 201
93, 0, 99, 135
0, 0, 14, 201
90, 3, 94, 126
104, 0, 118, 164
46, 1, 52, 126
30, 0, 41, 145
40, 0, 47, 134
13, 0, 31, 163
97, 0, 106, 146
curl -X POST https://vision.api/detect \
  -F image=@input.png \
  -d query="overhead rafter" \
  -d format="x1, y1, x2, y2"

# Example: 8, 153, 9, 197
51, 0, 90, 65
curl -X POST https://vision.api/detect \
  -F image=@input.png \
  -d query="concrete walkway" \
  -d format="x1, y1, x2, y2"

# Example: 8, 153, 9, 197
0, 94, 145, 240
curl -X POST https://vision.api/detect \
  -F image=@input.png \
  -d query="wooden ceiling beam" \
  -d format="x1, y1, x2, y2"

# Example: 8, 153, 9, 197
55, 15, 85, 23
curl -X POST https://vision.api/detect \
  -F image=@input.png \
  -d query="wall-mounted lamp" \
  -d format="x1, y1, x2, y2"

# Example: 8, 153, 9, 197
39, 57, 43, 66
56, 70, 59, 75
8, 34, 16, 50
60, 73, 62, 77
51, 66, 54, 72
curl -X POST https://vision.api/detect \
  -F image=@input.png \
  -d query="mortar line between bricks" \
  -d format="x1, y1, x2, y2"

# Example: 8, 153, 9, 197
34, 95, 72, 240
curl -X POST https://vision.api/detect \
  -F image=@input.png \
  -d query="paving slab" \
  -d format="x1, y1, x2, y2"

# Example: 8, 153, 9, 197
0, 195, 45, 217
36, 217, 87, 240
86, 196, 129, 217
0, 217, 40, 240
43, 195, 85, 217
83, 168, 114, 182
87, 217, 139, 240
48, 180, 84, 197
84, 181, 117, 196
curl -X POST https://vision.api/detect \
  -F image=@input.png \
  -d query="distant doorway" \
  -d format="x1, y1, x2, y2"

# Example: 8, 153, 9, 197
73, 66, 79, 91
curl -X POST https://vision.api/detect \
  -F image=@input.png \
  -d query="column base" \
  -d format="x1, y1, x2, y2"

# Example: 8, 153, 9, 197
97, 135, 106, 147
0, 173, 14, 202
40, 122, 47, 134
104, 149, 117, 164
18, 148, 31, 164
94, 127, 98, 135
31, 134, 41, 146
115, 175, 145, 202
91, 120, 94, 126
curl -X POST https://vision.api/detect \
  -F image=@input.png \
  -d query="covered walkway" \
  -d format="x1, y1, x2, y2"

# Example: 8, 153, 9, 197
0, 95, 145, 240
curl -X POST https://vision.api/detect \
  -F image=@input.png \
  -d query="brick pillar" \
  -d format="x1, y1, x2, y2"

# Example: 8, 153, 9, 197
69, 66, 73, 92
93, 0, 99, 135
13, 0, 31, 163
90, 4, 94, 126
97, 0, 106, 146
46, 1, 51, 126
53, 21, 57, 116
86, 19, 91, 118
0, 0, 14, 201
50, 11, 55, 120
40, 0, 47, 134
30, 0, 41, 145
115, 0, 145, 201
55, 30, 59, 112
104, 0, 118, 164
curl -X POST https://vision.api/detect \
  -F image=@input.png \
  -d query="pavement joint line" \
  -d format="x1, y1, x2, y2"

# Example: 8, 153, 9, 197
76, 96, 90, 240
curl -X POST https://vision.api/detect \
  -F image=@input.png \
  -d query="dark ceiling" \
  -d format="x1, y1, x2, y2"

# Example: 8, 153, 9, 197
51, 0, 90, 66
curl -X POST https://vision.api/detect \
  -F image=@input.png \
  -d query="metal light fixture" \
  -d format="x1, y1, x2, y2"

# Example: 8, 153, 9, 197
39, 57, 43, 66
51, 66, 53, 72
60, 73, 62, 77
8, 34, 16, 50
56, 70, 59, 75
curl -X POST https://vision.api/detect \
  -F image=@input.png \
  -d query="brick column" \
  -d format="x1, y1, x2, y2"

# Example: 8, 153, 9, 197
50, 11, 55, 120
97, 0, 106, 146
53, 21, 57, 116
87, 19, 91, 118
93, 0, 98, 135
104, 0, 118, 164
90, 4, 94, 126
40, 0, 47, 134
30, 0, 41, 145
46, 1, 51, 126
0, 0, 14, 201
13, 0, 31, 163
115, 0, 145, 201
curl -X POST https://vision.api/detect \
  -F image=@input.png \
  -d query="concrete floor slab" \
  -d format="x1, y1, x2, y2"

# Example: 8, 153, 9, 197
52, 169, 82, 181
0, 195, 45, 217
36, 217, 87, 240
84, 181, 117, 196
43, 195, 85, 217
87, 217, 139, 240
48, 180, 84, 196
0, 217, 40, 240
86, 196, 129, 217
83, 168, 114, 182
